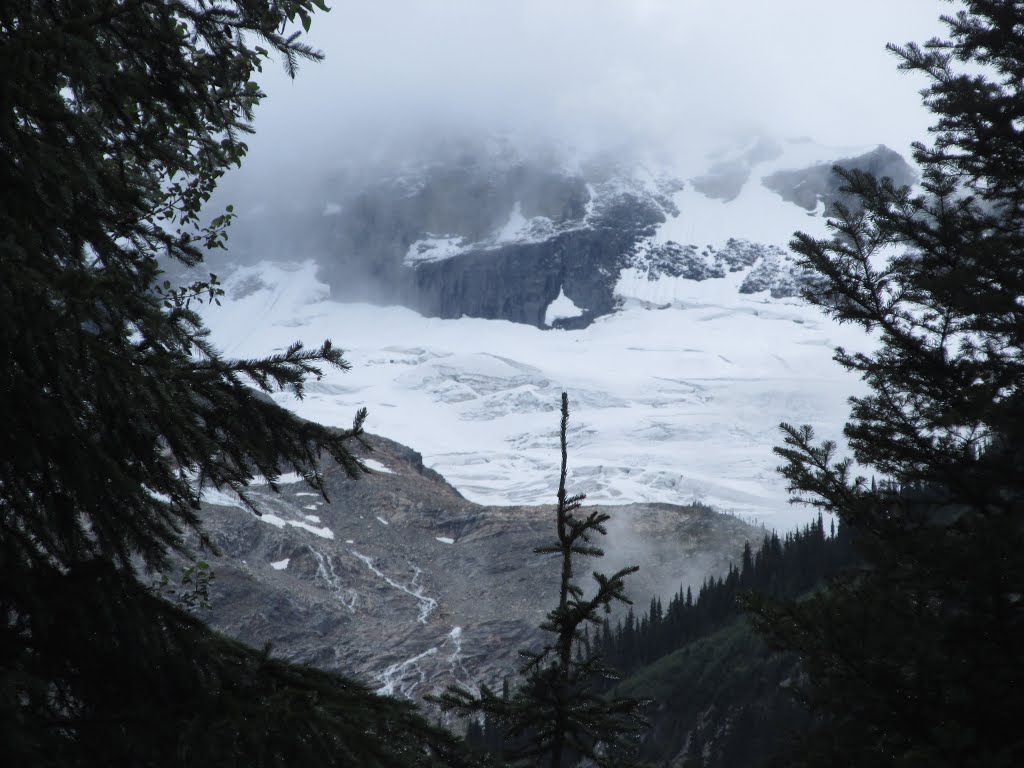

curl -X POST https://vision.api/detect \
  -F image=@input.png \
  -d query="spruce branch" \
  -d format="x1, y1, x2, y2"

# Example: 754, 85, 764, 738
429, 393, 647, 767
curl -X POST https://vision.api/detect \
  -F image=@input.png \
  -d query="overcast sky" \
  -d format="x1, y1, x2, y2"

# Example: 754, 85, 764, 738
237, 0, 951, 177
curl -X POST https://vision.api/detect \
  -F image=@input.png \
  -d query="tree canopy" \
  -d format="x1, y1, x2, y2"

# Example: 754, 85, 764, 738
0, 1, 473, 764
432, 394, 648, 768
748, 2, 1024, 765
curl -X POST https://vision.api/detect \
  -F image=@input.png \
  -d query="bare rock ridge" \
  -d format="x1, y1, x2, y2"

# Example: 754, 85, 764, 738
761, 144, 916, 212
690, 134, 786, 202
195, 433, 760, 701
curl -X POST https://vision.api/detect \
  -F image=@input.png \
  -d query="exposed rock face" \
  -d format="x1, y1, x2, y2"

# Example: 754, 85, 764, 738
738, 248, 824, 299
192, 434, 759, 702
255, 147, 679, 331
631, 238, 776, 282
220, 139, 915, 323
690, 136, 785, 202
761, 144, 916, 213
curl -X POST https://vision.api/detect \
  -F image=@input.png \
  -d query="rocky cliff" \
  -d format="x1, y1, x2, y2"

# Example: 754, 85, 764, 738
192, 433, 759, 703
223, 138, 915, 329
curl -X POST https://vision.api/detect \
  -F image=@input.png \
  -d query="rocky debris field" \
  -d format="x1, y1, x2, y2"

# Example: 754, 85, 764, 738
193, 433, 759, 702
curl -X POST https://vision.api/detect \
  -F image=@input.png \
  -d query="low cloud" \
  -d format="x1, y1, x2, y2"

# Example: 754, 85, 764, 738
234, 0, 948, 182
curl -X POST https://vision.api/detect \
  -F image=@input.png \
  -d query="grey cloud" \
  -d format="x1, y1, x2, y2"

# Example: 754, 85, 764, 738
235, 0, 947, 176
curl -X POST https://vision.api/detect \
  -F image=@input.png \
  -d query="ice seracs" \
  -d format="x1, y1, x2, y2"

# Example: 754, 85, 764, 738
200, 259, 871, 532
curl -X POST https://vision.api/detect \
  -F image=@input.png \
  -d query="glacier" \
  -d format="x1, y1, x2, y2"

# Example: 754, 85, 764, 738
199, 254, 873, 533
194, 136, 905, 534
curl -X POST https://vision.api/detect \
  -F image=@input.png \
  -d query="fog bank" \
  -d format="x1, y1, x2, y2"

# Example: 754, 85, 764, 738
229, 0, 947, 185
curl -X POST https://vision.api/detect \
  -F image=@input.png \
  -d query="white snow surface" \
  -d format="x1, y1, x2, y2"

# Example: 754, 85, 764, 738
199, 486, 248, 511
404, 202, 562, 266
545, 286, 585, 326
203, 484, 335, 539
200, 260, 874, 533
496, 201, 531, 243
260, 513, 335, 539
404, 235, 466, 265
363, 458, 395, 474
270, 558, 290, 570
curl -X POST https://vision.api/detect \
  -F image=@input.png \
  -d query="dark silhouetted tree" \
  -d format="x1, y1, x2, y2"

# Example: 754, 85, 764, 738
747, 2, 1024, 765
0, 1, 474, 765
431, 393, 648, 767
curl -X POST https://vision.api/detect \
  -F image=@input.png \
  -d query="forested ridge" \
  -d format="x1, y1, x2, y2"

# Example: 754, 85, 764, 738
468, 514, 862, 766
593, 514, 857, 675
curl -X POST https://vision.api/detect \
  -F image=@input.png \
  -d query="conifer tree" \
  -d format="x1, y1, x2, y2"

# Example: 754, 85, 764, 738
431, 394, 648, 767
747, 2, 1024, 765
0, 1, 473, 764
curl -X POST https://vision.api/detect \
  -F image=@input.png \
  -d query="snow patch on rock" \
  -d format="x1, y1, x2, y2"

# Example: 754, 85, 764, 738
404, 235, 467, 266
545, 287, 585, 326
259, 512, 335, 539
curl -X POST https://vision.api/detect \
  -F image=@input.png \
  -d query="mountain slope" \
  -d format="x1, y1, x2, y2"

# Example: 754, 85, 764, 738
219, 137, 915, 329
616, 617, 803, 768
194, 433, 758, 702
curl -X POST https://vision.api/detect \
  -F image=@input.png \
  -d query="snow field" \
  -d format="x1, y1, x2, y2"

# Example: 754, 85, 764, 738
200, 260, 872, 532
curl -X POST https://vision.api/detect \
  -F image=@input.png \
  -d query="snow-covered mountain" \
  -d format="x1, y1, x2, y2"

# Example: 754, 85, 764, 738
201, 136, 914, 531
223, 136, 913, 328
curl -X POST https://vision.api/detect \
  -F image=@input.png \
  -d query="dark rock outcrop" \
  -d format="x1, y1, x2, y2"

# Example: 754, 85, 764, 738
628, 237, 818, 298
738, 247, 823, 298
224, 143, 682, 329
320, 160, 677, 329
761, 144, 916, 213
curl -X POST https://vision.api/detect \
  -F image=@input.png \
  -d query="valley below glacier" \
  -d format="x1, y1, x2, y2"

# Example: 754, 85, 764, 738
188, 135, 901, 707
